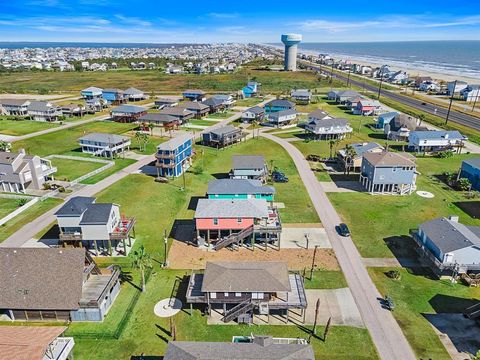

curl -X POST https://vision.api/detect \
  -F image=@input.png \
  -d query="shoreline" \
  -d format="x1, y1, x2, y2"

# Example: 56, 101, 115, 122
268, 44, 480, 84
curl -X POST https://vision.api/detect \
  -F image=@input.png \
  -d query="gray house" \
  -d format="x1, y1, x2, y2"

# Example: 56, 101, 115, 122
0, 99, 30, 115
202, 125, 244, 148
290, 89, 312, 104
242, 106, 265, 122
230, 155, 268, 182
186, 261, 307, 324
360, 151, 417, 195
410, 216, 480, 276
267, 109, 298, 127
164, 336, 314, 360
0, 247, 120, 322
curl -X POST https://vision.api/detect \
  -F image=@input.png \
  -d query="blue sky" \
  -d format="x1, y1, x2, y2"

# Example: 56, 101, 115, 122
0, 0, 479, 43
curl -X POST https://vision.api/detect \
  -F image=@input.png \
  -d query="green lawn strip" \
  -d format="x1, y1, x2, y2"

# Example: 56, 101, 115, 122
0, 118, 59, 136
369, 267, 480, 360
50, 157, 105, 181
304, 270, 348, 289
70, 268, 377, 360
0, 198, 22, 218
235, 98, 263, 107
0, 198, 62, 242
187, 119, 216, 127
328, 154, 480, 258
128, 134, 168, 155
206, 111, 235, 119
12, 121, 137, 157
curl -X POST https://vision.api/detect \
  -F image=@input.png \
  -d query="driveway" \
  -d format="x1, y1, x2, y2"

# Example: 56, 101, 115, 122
261, 131, 416, 360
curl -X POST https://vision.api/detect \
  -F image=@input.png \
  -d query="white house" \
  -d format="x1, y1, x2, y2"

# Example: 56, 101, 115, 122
447, 81, 469, 96
460, 85, 480, 103
419, 81, 441, 92
55, 196, 135, 256
78, 133, 131, 157
27, 101, 62, 122
267, 109, 297, 127
241, 106, 264, 122
305, 117, 353, 140
408, 130, 468, 152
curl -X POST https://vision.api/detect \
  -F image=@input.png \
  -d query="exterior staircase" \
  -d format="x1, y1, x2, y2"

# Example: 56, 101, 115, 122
464, 302, 480, 320
213, 225, 254, 251
221, 299, 255, 323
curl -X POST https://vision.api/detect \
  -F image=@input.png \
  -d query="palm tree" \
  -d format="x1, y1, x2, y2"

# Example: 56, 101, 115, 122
418, 114, 426, 127
131, 245, 152, 292
329, 140, 335, 159
148, 123, 155, 136
344, 144, 356, 175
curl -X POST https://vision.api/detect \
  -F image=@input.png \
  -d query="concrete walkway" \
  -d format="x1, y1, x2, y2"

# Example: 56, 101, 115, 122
260, 131, 416, 360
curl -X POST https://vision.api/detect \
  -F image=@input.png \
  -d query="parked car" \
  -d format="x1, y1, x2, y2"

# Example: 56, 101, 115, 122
384, 295, 395, 311
272, 170, 289, 183
338, 223, 350, 237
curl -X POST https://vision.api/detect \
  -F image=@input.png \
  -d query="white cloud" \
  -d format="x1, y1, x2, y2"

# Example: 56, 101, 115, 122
206, 12, 239, 19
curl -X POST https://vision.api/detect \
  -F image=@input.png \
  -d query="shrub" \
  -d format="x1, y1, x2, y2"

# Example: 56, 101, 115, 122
16, 198, 28, 207
385, 270, 401, 280
436, 150, 454, 158
43, 183, 52, 190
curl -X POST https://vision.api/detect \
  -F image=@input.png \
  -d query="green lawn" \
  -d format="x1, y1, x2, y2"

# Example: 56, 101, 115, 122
328, 154, 480, 258
67, 268, 377, 360
369, 267, 480, 360
80, 158, 136, 185
0, 198, 62, 242
206, 111, 235, 119
235, 98, 263, 107
128, 134, 168, 155
0, 198, 22, 218
50, 157, 105, 181
304, 270, 348, 289
0, 118, 59, 136
185, 119, 216, 127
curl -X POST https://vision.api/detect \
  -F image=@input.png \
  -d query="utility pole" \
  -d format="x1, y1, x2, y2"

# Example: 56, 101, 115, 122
472, 91, 479, 112
346, 68, 351, 88
310, 245, 318, 280
445, 80, 457, 125
377, 76, 384, 100
181, 160, 186, 190
308, 298, 320, 343
163, 229, 168, 267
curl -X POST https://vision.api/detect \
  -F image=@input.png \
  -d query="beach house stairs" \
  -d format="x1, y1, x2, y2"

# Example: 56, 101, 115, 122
464, 302, 480, 320
221, 299, 255, 323
213, 225, 254, 251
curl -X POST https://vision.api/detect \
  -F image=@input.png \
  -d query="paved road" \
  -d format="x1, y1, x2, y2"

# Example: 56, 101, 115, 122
305, 62, 480, 131
260, 131, 416, 360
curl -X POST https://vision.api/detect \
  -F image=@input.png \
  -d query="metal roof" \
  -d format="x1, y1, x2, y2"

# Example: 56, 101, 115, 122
123, 87, 144, 95
111, 105, 146, 114
156, 132, 193, 151
195, 198, 269, 218
308, 109, 330, 120
81, 86, 103, 93
232, 155, 265, 170
201, 261, 291, 292
208, 125, 241, 137
244, 106, 264, 114
410, 130, 467, 140
463, 158, 480, 169
78, 132, 130, 144
139, 113, 177, 123
269, 109, 298, 119
265, 99, 295, 108
419, 217, 480, 253
207, 179, 275, 195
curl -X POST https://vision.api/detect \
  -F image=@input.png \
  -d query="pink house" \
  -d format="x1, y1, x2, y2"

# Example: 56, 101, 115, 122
194, 198, 282, 250
353, 99, 383, 116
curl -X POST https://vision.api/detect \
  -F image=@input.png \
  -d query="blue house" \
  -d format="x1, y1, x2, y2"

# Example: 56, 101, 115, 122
264, 99, 295, 114
182, 89, 206, 102
102, 88, 126, 104
376, 112, 398, 129
155, 133, 193, 177
460, 158, 480, 191
81, 86, 103, 100
207, 179, 275, 201
360, 151, 417, 195
242, 81, 259, 98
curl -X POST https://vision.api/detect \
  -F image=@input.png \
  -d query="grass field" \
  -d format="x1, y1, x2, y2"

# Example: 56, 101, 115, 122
235, 98, 263, 107
50, 157, 105, 181
0, 117, 59, 136
0, 197, 22, 218
328, 154, 480, 258
0, 68, 326, 94
65, 268, 377, 360
0, 197, 62, 242
369, 267, 480, 360
206, 111, 235, 119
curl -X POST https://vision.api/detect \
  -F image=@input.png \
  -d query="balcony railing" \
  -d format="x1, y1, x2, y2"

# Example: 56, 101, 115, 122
156, 161, 176, 168
156, 152, 175, 159
110, 217, 136, 240
59, 232, 83, 241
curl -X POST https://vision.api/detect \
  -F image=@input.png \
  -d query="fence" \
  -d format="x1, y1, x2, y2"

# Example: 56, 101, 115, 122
0, 197, 39, 226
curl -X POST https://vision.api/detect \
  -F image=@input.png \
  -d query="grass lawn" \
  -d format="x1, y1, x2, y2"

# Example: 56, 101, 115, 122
235, 98, 263, 107
0, 118, 59, 136
80, 158, 136, 185
68, 268, 377, 360
304, 270, 348, 289
0, 197, 62, 242
369, 267, 480, 360
328, 154, 480, 258
50, 157, 105, 181
12, 121, 136, 157
206, 111, 234, 119
186, 119, 216, 127
0, 198, 22, 218
127, 134, 168, 155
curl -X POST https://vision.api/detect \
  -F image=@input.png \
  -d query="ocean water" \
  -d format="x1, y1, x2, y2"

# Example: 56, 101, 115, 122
294, 41, 480, 80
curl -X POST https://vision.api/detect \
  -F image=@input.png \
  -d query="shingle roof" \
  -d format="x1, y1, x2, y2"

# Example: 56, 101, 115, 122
207, 179, 275, 195
265, 99, 295, 108
308, 118, 350, 129
410, 130, 467, 140
78, 132, 130, 144
232, 155, 265, 170
139, 113, 178, 123
0, 326, 67, 360
180, 101, 210, 111
0, 99, 30, 106
291, 89, 311, 97
81, 86, 103, 93
202, 97, 224, 107
54, 196, 95, 216
391, 114, 419, 131
209, 125, 241, 137
79, 203, 113, 225
419, 217, 480, 253
308, 109, 330, 120
111, 105, 146, 114
195, 198, 269, 219
160, 107, 194, 117
463, 158, 480, 169
155, 97, 179, 104
201, 261, 291, 292
363, 151, 416, 167
27, 101, 55, 112
0, 248, 85, 310
244, 106, 264, 115
0, 151, 21, 165
157, 132, 193, 151
339, 142, 384, 159
164, 339, 315, 360
123, 87, 144, 95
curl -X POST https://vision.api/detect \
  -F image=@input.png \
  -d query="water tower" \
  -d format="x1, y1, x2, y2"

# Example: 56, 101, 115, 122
281, 34, 302, 71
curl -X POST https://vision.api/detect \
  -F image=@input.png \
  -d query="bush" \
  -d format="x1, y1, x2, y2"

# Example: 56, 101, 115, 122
58, 186, 66, 193
16, 198, 28, 207
43, 183, 52, 190
385, 270, 401, 280
436, 150, 454, 158
192, 165, 204, 175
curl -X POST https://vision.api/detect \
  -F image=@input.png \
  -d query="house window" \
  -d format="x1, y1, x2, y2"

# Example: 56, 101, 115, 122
210, 292, 216, 299
224, 292, 229, 297
252, 292, 264, 299
235, 292, 242, 297
213, 218, 218, 225
237, 218, 242, 224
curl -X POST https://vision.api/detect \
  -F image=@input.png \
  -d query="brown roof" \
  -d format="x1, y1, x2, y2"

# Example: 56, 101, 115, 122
0, 326, 67, 360
363, 151, 416, 167
159, 107, 194, 117
180, 101, 209, 111
201, 261, 291, 293
0, 248, 85, 310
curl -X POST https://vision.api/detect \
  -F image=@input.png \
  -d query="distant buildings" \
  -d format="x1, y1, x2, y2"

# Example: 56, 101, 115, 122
360, 151, 417, 195
155, 133, 193, 178
78, 132, 131, 157
0, 150, 56, 193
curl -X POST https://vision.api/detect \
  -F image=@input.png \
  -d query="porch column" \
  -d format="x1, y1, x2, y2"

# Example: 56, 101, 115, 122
108, 239, 112, 256
277, 233, 281, 251
123, 239, 127, 255
207, 230, 210, 246
93, 240, 99, 256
